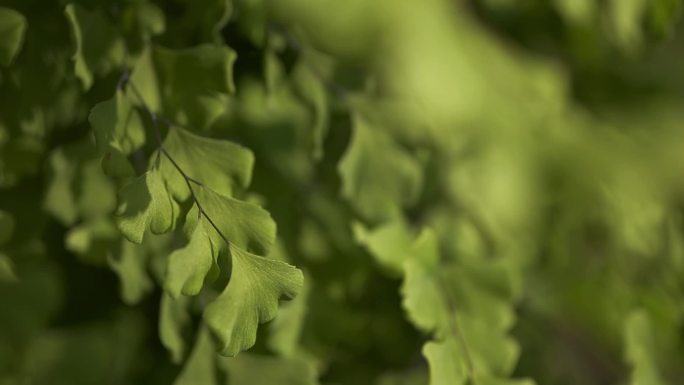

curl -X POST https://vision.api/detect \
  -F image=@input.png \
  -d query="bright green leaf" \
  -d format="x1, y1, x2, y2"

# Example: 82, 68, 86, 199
205, 246, 303, 356
159, 127, 253, 201
188, 186, 276, 256
165, 218, 218, 297
423, 339, 468, 385
401, 230, 445, 333
624, 310, 667, 385
0, 7, 27, 66
115, 167, 177, 243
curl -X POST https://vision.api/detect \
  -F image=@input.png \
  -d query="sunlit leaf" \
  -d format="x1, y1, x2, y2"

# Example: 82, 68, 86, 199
159, 126, 253, 201
115, 167, 177, 243
205, 246, 303, 356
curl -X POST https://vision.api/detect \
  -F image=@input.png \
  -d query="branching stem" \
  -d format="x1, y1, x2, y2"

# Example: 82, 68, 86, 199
123, 78, 236, 251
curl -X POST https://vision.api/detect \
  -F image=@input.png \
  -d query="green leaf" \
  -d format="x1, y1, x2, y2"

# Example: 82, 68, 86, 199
402, 230, 517, 334
401, 230, 445, 333
65, 217, 119, 265
121, 2, 166, 43
163, 0, 232, 43
423, 339, 468, 385
159, 127, 254, 201
165, 218, 218, 297
130, 44, 236, 129
115, 167, 178, 243
609, 0, 649, 52
160, 294, 191, 363
0, 253, 16, 282
339, 115, 423, 222
64, 3, 125, 90
478, 377, 536, 385
77, 160, 118, 219
44, 148, 79, 226
232, 0, 268, 46
174, 326, 219, 385
423, 337, 529, 385
187, 186, 276, 256
402, 230, 521, 382
108, 239, 153, 305
0, 7, 27, 66
291, 56, 329, 160
218, 352, 319, 385
204, 245, 303, 356
377, 368, 429, 385
43, 143, 117, 226
128, 46, 161, 111
89, 91, 146, 178
624, 310, 667, 385
353, 219, 414, 274
268, 273, 310, 357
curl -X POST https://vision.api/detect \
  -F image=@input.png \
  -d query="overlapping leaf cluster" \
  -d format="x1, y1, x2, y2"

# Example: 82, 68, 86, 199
2, 0, 684, 384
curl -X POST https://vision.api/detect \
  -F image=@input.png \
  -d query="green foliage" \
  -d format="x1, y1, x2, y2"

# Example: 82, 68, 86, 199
0, 7, 26, 66
158, 127, 253, 199
2, 0, 684, 384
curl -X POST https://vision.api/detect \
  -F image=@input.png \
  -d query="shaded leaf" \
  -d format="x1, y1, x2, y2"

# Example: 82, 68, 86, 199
353, 219, 414, 274
219, 352, 319, 385
339, 115, 423, 222
130, 44, 236, 129
64, 3, 125, 90
160, 294, 191, 363
0, 7, 27, 66
108, 239, 153, 305
89, 91, 146, 178
174, 326, 219, 385
0, 253, 16, 282
268, 273, 310, 357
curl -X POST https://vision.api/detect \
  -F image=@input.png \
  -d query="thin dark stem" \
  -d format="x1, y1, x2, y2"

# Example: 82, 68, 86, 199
124, 80, 237, 251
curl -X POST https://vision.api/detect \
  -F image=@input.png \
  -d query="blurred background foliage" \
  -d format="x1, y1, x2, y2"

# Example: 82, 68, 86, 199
1, 0, 684, 384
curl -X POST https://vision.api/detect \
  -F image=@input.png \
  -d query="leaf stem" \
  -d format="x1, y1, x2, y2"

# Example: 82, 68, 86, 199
124, 80, 236, 252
